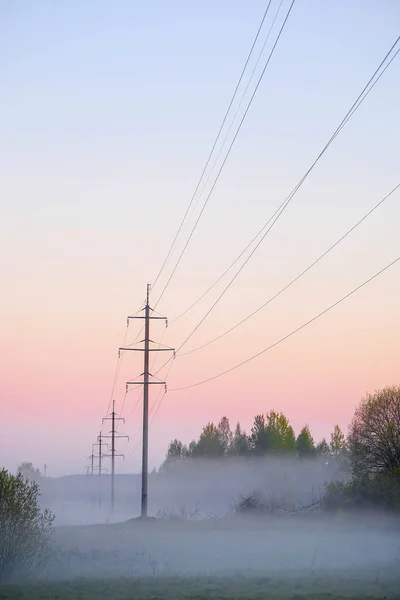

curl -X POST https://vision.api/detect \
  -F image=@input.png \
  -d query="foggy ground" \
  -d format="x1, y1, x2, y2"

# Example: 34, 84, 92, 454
3, 459, 400, 598
40, 457, 348, 525
50, 514, 400, 579
3, 515, 400, 599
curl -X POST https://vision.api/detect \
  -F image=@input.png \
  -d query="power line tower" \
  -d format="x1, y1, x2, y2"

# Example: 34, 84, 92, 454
88, 446, 96, 476
93, 432, 108, 510
119, 283, 174, 518
102, 400, 129, 513
93, 432, 108, 476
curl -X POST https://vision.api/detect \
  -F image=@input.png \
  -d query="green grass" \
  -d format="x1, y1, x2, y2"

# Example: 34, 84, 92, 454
0, 574, 399, 600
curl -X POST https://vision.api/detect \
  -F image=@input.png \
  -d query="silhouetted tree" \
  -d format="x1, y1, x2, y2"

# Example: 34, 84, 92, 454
229, 422, 250, 456
217, 417, 233, 455
316, 438, 330, 459
249, 411, 296, 456
160, 439, 188, 472
265, 411, 296, 454
191, 423, 224, 458
250, 414, 268, 455
330, 425, 346, 455
348, 385, 400, 474
296, 425, 315, 459
17, 463, 41, 482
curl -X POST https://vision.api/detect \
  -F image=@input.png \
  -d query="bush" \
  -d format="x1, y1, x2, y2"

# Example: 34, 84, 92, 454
0, 469, 55, 580
234, 491, 291, 516
323, 469, 400, 512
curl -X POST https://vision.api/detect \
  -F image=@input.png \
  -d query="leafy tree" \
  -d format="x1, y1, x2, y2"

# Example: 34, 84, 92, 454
191, 423, 224, 458
250, 415, 268, 455
17, 463, 41, 482
249, 411, 296, 456
0, 469, 54, 580
316, 438, 330, 459
296, 424, 315, 459
217, 417, 233, 455
188, 440, 197, 456
323, 470, 400, 513
330, 425, 346, 455
229, 422, 250, 456
265, 411, 296, 454
348, 385, 400, 474
160, 439, 188, 472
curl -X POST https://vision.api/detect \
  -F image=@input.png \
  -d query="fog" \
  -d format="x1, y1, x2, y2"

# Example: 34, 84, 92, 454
35, 457, 400, 587
40, 456, 347, 525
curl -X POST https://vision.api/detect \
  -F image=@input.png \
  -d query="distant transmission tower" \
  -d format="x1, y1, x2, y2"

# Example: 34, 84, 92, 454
93, 432, 107, 476
119, 283, 174, 518
102, 400, 128, 513
93, 432, 108, 510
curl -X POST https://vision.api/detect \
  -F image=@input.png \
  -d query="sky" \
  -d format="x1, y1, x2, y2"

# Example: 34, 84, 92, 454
1, 0, 399, 477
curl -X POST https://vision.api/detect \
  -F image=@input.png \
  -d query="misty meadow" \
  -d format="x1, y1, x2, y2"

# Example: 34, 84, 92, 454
1, 385, 400, 599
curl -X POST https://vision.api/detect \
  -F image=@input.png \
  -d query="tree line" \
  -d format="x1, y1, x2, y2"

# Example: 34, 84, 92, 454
162, 412, 346, 470
161, 385, 400, 511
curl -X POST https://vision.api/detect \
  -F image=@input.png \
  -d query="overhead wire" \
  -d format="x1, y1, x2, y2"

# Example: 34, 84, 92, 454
151, 2, 274, 292
169, 39, 400, 326
141, 36, 400, 418
170, 255, 400, 391
153, 0, 297, 310
122, 30, 400, 456
176, 0, 286, 248
169, 37, 400, 354
127, 359, 176, 457
179, 181, 400, 356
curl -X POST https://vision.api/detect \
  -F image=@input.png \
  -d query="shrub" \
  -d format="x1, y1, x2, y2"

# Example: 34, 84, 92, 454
323, 469, 400, 512
234, 491, 290, 516
0, 469, 55, 580
156, 505, 201, 521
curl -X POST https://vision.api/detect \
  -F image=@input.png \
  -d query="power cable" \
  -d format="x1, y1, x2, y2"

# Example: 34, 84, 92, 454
170, 255, 400, 391
153, 0, 297, 309
147, 32, 399, 391
170, 39, 400, 326
170, 38, 400, 353
105, 324, 128, 417
127, 359, 175, 457
179, 181, 400, 356
151, 2, 274, 292
179, 0, 286, 245
103, 301, 144, 433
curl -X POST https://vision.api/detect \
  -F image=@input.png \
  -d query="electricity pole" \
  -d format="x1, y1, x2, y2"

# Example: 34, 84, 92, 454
119, 283, 174, 518
88, 445, 96, 475
93, 433, 108, 510
102, 400, 128, 512
93, 432, 107, 476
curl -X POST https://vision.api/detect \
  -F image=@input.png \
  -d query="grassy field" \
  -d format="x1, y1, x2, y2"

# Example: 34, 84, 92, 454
1, 516, 399, 599
1, 574, 400, 600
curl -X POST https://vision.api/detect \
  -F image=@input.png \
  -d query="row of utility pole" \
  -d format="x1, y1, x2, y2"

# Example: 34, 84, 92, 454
86, 284, 174, 518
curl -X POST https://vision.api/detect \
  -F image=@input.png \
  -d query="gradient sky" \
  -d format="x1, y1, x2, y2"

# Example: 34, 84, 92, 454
1, 0, 399, 476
